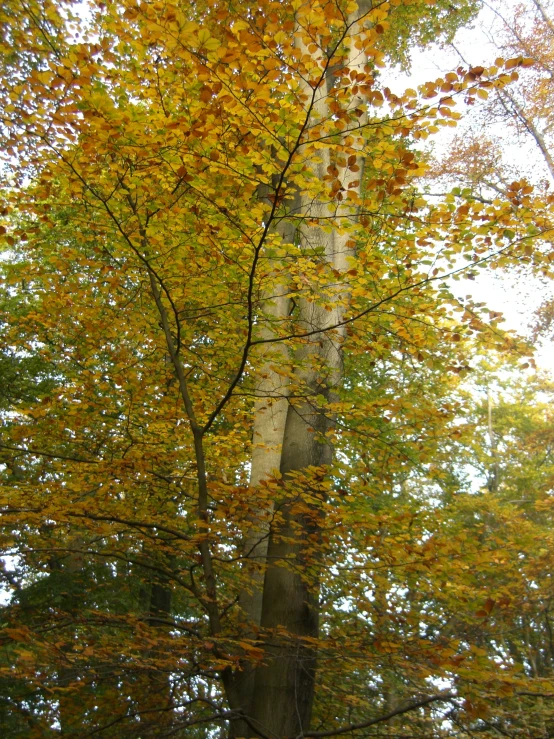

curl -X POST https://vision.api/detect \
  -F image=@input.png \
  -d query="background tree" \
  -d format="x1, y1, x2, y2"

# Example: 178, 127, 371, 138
430, 0, 554, 193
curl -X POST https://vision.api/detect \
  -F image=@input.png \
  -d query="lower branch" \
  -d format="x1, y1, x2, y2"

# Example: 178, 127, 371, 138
301, 691, 455, 738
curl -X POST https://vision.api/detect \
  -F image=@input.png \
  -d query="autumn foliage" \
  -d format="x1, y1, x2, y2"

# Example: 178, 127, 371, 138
1, 0, 554, 736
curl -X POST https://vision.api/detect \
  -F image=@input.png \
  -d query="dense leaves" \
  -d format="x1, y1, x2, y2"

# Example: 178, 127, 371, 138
1, 0, 554, 736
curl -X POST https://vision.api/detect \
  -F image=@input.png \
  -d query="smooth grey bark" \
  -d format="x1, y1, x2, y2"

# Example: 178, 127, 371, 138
244, 197, 356, 737
247, 386, 334, 738
230, 210, 297, 738
237, 208, 299, 630
230, 11, 368, 735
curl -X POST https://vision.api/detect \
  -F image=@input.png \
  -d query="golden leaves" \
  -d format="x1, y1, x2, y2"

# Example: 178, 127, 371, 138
1, 1, 552, 735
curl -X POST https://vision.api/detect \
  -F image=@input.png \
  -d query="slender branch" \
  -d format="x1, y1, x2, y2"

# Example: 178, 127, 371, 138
146, 268, 198, 429
301, 691, 455, 737
531, 0, 554, 34
201, 73, 325, 433
192, 428, 222, 635
66, 511, 191, 542
0, 442, 98, 464
250, 227, 554, 347
202, 14, 366, 433
145, 264, 223, 636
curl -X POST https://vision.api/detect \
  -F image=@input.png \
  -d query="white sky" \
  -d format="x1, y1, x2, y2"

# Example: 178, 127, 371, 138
383, 0, 554, 369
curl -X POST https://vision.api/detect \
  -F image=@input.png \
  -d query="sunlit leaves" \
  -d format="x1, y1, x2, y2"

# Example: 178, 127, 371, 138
0, 0, 552, 735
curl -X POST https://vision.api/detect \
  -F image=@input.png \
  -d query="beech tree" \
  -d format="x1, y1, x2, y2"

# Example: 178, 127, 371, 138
431, 0, 554, 195
1, 0, 553, 737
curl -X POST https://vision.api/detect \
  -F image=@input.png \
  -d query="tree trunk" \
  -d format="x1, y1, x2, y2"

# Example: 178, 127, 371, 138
132, 560, 174, 733
248, 389, 333, 737
230, 9, 368, 734
231, 219, 295, 737
245, 225, 350, 736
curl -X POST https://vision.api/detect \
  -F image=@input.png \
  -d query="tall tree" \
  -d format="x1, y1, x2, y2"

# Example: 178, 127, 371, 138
1, 0, 552, 737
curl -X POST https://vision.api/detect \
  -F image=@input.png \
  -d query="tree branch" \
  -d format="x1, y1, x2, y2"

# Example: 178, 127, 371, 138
300, 692, 455, 737
0, 442, 98, 464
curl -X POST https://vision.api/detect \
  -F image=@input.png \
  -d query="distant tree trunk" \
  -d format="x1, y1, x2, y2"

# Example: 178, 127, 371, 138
487, 389, 500, 493
498, 89, 554, 181
52, 539, 85, 736
532, 0, 554, 35
133, 563, 174, 732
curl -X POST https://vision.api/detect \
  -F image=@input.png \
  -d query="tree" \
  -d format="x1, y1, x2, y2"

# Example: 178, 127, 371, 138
431, 365, 554, 737
431, 0, 554, 194
0, 0, 552, 736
